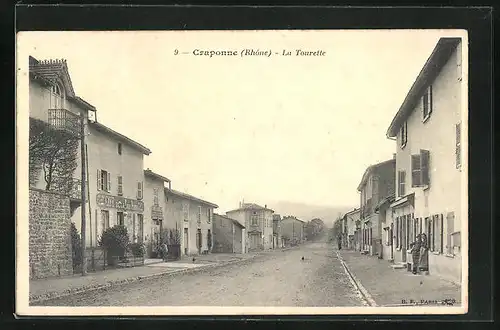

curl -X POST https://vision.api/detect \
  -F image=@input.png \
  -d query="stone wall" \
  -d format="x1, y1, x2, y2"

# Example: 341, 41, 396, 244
29, 188, 73, 279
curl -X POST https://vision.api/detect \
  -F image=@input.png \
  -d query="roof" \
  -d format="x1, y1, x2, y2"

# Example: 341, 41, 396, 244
89, 121, 151, 155
213, 213, 245, 228
281, 216, 305, 223
226, 203, 274, 213
357, 158, 396, 191
165, 188, 218, 208
29, 56, 96, 111
386, 37, 462, 138
374, 195, 396, 212
343, 208, 361, 218
144, 169, 171, 183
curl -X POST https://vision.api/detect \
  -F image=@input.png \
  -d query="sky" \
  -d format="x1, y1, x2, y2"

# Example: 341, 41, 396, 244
18, 30, 453, 213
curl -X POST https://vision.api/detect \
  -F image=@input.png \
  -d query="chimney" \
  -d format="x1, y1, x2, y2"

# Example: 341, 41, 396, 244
265, 204, 267, 208
393, 153, 396, 159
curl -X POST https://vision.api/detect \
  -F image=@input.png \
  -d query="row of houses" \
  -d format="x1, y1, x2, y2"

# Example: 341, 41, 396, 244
28, 55, 308, 266
339, 37, 465, 285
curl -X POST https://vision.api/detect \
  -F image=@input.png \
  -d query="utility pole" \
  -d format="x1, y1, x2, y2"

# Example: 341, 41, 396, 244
80, 111, 87, 276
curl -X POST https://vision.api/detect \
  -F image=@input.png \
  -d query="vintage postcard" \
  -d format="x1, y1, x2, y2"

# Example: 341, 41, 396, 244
16, 29, 468, 316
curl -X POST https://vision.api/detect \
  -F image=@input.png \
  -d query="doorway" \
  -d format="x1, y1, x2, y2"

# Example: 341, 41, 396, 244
183, 228, 189, 255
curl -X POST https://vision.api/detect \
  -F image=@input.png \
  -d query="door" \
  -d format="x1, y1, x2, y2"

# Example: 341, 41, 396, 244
151, 219, 162, 258
183, 228, 189, 255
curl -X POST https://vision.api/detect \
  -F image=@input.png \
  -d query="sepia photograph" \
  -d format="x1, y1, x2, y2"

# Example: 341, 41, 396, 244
16, 29, 468, 316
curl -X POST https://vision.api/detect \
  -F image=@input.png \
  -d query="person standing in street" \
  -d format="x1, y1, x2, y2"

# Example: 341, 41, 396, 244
337, 233, 342, 250
419, 233, 429, 273
410, 234, 422, 274
161, 242, 169, 262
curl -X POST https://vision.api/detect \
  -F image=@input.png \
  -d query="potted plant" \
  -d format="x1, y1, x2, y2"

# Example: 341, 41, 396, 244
98, 225, 130, 267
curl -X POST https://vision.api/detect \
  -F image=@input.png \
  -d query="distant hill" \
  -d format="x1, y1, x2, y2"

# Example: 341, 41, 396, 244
268, 201, 356, 228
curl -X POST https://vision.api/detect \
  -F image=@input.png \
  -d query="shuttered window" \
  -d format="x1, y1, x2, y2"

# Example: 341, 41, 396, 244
410, 150, 430, 187
421, 150, 430, 186
97, 169, 110, 192
411, 154, 422, 187
137, 181, 143, 200
398, 171, 406, 197
422, 85, 433, 121
117, 176, 123, 196
456, 123, 462, 169
400, 121, 408, 148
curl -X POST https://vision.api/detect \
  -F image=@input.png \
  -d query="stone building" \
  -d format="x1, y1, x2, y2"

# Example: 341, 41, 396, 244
226, 203, 274, 251
212, 214, 246, 254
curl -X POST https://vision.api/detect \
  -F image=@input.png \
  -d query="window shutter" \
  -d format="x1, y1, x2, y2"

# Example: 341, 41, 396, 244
456, 123, 461, 168
411, 154, 421, 187
97, 169, 101, 191
420, 149, 430, 186
439, 214, 444, 253
429, 85, 433, 116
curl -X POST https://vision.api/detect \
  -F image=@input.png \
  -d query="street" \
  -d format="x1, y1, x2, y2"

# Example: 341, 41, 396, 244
34, 242, 363, 307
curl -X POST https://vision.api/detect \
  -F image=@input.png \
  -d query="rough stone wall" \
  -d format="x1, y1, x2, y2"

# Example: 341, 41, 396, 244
29, 188, 73, 279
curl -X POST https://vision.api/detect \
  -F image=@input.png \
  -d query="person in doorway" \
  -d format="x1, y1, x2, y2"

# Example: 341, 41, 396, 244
418, 233, 429, 273
410, 234, 422, 274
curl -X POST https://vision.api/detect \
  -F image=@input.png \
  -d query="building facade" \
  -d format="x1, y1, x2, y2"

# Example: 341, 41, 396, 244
212, 214, 246, 254
164, 189, 218, 256
272, 214, 285, 249
226, 203, 274, 251
341, 208, 361, 250
143, 169, 171, 258
28, 56, 94, 229
386, 37, 465, 284
280, 216, 305, 246
84, 121, 151, 248
357, 158, 396, 257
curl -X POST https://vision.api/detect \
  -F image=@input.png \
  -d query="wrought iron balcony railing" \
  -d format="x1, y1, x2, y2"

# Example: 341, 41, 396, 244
48, 108, 80, 136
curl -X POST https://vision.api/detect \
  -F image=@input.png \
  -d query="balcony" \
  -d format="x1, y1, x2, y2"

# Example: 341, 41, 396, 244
48, 108, 80, 136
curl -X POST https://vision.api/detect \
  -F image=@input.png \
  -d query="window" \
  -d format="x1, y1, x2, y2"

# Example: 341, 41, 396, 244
411, 154, 422, 187
117, 176, 123, 196
50, 83, 65, 108
197, 206, 202, 223
117, 211, 124, 227
372, 176, 379, 196
207, 208, 211, 223
410, 150, 431, 187
101, 210, 110, 232
182, 202, 189, 221
456, 122, 462, 169
132, 214, 136, 242
400, 121, 408, 148
97, 170, 111, 192
398, 171, 406, 197
137, 181, 143, 200
251, 212, 258, 225
434, 214, 444, 254
422, 85, 433, 121
118, 143, 122, 155
153, 188, 159, 206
